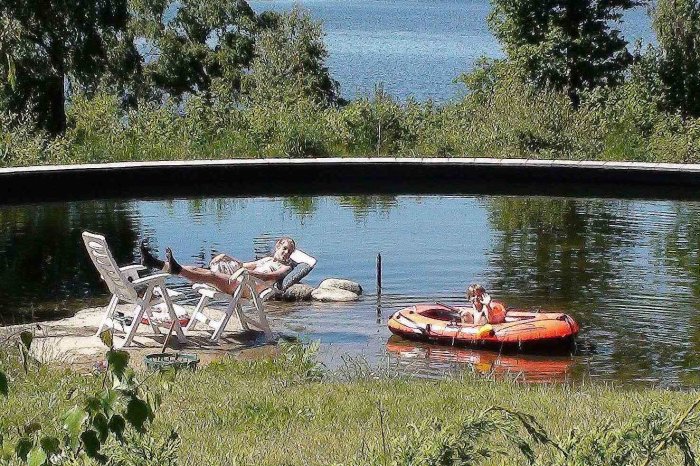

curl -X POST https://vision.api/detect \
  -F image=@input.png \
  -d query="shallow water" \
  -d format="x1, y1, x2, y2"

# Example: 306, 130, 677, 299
249, 0, 656, 101
2, 194, 700, 386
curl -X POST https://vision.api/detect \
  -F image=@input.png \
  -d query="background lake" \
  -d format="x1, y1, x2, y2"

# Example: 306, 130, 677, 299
249, 0, 656, 101
2, 194, 700, 387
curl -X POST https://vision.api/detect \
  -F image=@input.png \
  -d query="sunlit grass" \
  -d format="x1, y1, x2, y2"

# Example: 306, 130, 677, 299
2, 343, 699, 465
162, 362, 698, 464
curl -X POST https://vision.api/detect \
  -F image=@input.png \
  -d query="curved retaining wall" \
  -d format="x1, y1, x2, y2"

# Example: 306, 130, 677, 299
2, 158, 700, 204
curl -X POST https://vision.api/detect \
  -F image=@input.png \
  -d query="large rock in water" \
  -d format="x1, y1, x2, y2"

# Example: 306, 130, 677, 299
318, 278, 363, 295
279, 284, 314, 301
311, 287, 359, 302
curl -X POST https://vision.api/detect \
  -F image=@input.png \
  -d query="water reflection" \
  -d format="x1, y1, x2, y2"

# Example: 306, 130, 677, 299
658, 204, 700, 385
484, 197, 700, 386
484, 197, 637, 301
283, 197, 319, 222
338, 196, 398, 220
0, 202, 138, 323
385, 336, 577, 383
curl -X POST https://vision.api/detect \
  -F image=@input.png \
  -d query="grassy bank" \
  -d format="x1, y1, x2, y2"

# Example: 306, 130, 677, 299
2, 68, 700, 168
2, 344, 700, 465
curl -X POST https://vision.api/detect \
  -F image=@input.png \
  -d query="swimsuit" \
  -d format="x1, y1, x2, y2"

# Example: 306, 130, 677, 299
210, 255, 288, 288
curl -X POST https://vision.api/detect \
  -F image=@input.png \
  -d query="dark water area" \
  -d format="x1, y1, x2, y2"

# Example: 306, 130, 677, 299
2, 195, 700, 387
249, 0, 656, 101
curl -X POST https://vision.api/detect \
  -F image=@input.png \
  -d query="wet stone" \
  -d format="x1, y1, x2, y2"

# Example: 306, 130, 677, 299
311, 288, 360, 302
279, 284, 314, 301
318, 278, 363, 295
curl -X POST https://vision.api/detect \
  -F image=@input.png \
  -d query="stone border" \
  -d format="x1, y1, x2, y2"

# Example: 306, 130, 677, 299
3, 157, 700, 204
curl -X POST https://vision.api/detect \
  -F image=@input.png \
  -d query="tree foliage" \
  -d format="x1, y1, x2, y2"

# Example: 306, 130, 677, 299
652, 0, 700, 118
489, 0, 639, 107
0, 0, 140, 135
243, 6, 339, 105
132, 0, 259, 102
0, 0, 339, 134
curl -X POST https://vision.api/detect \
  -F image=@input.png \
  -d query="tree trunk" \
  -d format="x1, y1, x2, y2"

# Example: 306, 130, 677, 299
46, 72, 66, 135
564, 0, 582, 110
46, 38, 66, 135
567, 81, 581, 110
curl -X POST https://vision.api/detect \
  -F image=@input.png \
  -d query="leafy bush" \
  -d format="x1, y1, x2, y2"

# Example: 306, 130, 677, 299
1, 55, 700, 165
243, 6, 339, 106
339, 87, 406, 156
244, 99, 335, 157
0, 111, 53, 167
0, 331, 179, 465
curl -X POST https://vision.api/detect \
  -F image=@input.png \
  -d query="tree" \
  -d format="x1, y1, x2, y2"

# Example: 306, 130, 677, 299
488, 0, 639, 108
652, 0, 700, 118
132, 0, 259, 101
0, 0, 140, 135
243, 7, 339, 105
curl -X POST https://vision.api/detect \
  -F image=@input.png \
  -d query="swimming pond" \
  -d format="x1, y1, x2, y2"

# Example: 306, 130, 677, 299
1, 194, 699, 386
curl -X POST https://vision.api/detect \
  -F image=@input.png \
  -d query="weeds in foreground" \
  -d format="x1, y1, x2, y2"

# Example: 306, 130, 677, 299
0, 330, 178, 465
356, 402, 700, 466
2, 340, 700, 465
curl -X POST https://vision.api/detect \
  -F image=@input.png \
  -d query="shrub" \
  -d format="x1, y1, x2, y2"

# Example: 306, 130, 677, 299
0, 331, 180, 465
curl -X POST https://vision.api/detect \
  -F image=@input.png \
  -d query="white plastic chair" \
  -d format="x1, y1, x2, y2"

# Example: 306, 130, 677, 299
82, 231, 187, 348
186, 249, 316, 342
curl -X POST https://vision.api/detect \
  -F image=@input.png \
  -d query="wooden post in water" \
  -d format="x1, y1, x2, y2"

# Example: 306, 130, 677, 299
376, 253, 382, 322
376, 253, 382, 295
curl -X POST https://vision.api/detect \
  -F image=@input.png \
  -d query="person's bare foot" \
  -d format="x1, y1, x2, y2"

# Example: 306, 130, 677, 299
140, 240, 164, 270
164, 248, 182, 275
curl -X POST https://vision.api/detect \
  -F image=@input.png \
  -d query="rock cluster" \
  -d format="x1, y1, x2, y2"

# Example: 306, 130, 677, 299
276, 278, 363, 302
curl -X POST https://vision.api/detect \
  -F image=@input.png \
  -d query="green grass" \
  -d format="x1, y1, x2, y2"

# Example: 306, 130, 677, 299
3, 78, 700, 167
2, 344, 700, 465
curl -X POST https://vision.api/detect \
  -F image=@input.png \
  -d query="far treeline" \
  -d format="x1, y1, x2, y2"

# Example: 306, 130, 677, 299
1, 0, 700, 166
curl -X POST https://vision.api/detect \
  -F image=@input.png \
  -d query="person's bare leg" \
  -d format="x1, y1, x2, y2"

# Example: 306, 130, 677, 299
179, 268, 267, 298
255, 283, 270, 295
165, 248, 238, 294
178, 266, 239, 295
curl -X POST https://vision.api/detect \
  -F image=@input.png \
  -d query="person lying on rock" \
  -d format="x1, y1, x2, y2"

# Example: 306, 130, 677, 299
140, 236, 296, 296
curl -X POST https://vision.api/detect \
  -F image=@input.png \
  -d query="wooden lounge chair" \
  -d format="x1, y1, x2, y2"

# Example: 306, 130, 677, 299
186, 249, 316, 343
82, 231, 187, 348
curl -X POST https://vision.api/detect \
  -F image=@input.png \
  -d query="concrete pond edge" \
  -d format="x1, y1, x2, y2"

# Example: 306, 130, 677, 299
3, 157, 700, 204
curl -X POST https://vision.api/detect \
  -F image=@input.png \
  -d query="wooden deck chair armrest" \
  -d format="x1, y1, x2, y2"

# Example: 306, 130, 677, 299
228, 267, 249, 281
131, 273, 170, 286
120, 264, 146, 281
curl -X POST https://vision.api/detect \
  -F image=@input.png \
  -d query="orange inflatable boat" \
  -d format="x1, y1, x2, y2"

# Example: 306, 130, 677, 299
387, 302, 579, 350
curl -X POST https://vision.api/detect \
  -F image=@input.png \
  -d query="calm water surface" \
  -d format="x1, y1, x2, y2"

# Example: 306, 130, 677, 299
249, 0, 656, 100
2, 195, 700, 387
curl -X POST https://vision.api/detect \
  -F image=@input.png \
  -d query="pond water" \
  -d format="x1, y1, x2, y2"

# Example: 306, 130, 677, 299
2, 194, 700, 387
249, 0, 657, 101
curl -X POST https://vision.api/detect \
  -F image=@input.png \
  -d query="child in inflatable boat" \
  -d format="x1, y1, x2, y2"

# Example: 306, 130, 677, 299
459, 284, 506, 325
